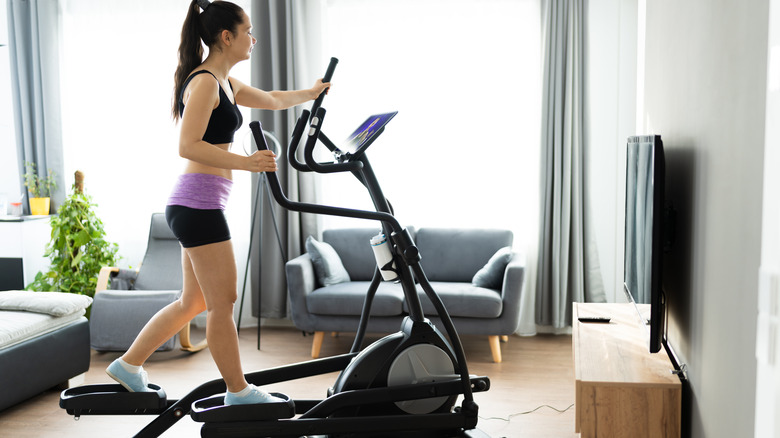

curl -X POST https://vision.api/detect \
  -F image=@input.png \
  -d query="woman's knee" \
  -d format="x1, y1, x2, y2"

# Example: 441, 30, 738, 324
205, 291, 237, 313
179, 296, 207, 317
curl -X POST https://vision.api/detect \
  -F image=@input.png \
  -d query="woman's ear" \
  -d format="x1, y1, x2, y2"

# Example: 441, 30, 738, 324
221, 29, 231, 46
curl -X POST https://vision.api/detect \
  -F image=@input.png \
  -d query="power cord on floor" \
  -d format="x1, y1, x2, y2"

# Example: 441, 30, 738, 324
479, 403, 575, 422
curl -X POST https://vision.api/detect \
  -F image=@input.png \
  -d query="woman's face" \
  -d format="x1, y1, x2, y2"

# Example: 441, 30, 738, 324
231, 13, 256, 60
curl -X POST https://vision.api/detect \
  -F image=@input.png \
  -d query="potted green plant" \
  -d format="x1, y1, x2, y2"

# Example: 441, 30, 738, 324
22, 161, 58, 215
27, 171, 120, 307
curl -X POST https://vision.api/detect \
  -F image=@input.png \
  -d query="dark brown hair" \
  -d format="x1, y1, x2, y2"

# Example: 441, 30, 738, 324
171, 0, 245, 121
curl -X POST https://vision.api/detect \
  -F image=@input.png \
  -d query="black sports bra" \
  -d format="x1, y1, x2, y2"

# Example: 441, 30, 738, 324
178, 70, 243, 144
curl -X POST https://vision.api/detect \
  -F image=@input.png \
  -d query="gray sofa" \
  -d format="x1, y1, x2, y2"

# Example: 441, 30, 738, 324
285, 227, 526, 362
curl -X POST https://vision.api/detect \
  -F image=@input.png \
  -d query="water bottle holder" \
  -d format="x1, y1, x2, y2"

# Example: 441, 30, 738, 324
380, 259, 399, 281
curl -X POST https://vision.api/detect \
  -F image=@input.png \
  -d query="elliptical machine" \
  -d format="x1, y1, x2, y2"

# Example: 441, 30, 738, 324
60, 58, 491, 438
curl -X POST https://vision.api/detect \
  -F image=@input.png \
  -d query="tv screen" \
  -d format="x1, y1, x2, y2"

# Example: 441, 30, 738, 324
624, 135, 665, 353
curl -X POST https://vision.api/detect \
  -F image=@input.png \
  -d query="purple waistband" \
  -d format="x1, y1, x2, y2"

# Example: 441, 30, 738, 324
167, 173, 233, 210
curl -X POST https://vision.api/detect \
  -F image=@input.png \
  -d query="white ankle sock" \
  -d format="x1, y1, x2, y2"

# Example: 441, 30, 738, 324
228, 384, 254, 397
117, 358, 142, 374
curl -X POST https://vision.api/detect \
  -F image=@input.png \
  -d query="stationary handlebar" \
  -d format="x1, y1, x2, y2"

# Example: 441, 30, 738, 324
303, 108, 363, 173
287, 110, 312, 172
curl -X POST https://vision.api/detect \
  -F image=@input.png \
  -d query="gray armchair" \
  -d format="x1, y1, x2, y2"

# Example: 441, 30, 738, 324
89, 213, 206, 352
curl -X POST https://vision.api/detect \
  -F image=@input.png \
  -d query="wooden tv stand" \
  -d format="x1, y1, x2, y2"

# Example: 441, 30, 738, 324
573, 302, 681, 438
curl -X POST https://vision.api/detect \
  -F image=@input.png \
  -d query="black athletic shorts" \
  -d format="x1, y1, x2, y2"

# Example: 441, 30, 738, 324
165, 205, 231, 248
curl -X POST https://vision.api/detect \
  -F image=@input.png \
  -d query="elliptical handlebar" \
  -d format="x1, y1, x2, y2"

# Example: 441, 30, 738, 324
249, 120, 402, 230
287, 109, 312, 172
286, 57, 362, 174
303, 108, 363, 173
309, 57, 339, 122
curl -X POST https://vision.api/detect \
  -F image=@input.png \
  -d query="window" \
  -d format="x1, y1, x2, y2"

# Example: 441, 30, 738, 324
58, 0, 254, 263
318, 0, 541, 249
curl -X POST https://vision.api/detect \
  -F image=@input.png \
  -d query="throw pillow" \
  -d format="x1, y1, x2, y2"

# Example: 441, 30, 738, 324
306, 236, 351, 286
471, 246, 513, 289
0, 290, 93, 316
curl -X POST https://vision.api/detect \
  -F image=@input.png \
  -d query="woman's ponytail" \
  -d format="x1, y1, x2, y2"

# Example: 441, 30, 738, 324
172, 1, 205, 121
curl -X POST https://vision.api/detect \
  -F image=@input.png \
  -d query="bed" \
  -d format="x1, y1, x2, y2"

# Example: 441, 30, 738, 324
0, 291, 92, 412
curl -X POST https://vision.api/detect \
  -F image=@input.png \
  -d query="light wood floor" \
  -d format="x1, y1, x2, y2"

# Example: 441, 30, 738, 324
0, 326, 577, 438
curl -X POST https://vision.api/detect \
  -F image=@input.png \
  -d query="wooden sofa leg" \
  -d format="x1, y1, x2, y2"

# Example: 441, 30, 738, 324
312, 331, 325, 358
489, 335, 502, 363
501, 335, 509, 342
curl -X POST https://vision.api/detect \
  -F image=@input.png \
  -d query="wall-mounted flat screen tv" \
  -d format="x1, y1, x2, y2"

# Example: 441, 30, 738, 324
624, 134, 665, 354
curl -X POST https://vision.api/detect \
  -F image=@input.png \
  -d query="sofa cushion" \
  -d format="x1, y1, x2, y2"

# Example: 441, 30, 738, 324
323, 228, 382, 281
415, 228, 513, 282
405, 282, 503, 318
306, 236, 351, 286
472, 246, 513, 289
307, 282, 405, 316
0, 291, 93, 317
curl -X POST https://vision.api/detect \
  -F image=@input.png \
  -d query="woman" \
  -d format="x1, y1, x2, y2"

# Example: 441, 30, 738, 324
105, 0, 330, 405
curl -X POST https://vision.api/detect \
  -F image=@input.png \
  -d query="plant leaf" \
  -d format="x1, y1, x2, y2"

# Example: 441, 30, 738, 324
73, 229, 92, 248
71, 249, 84, 268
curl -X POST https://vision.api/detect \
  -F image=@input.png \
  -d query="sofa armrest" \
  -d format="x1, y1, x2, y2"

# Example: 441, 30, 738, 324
285, 253, 319, 331
499, 252, 527, 332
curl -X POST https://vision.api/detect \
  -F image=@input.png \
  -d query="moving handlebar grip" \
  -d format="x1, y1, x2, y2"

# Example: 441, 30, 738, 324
249, 121, 270, 153
310, 57, 338, 122
323, 57, 339, 82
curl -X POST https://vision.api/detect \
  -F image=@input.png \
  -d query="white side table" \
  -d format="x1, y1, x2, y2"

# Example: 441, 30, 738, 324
0, 216, 51, 290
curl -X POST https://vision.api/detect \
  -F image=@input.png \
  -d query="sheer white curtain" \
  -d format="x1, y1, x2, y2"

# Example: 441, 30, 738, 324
317, 0, 541, 334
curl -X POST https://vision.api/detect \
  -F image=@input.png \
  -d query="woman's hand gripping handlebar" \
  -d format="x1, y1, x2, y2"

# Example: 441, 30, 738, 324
286, 56, 363, 174
310, 57, 338, 122
287, 57, 338, 173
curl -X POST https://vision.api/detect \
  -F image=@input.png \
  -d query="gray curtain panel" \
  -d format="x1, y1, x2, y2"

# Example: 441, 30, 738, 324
249, 0, 320, 319
536, 0, 603, 329
7, 0, 65, 214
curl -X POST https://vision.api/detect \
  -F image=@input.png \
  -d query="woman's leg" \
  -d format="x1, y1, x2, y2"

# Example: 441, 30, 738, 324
121, 248, 208, 366
183, 239, 248, 392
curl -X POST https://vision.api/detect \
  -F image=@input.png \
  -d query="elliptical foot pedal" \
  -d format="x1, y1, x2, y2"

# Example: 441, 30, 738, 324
190, 393, 295, 423
60, 384, 167, 416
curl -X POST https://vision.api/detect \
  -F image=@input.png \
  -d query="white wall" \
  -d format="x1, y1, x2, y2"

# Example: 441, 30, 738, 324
585, 0, 638, 303
756, 0, 780, 436
642, 0, 769, 436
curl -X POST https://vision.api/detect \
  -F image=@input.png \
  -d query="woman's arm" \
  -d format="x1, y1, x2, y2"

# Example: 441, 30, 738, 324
178, 75, 277, 172
231, 77, 330, 110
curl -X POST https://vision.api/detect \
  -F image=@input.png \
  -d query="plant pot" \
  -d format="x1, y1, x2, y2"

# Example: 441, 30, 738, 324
29, 197, 51, 215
